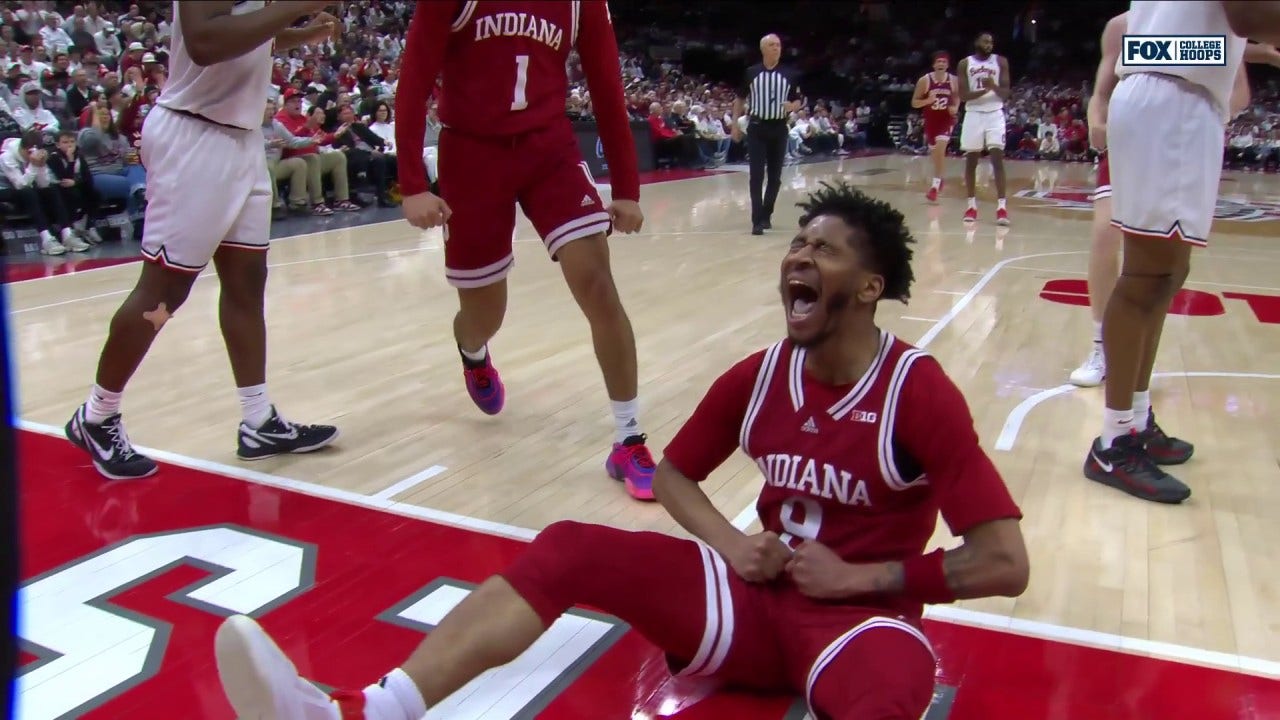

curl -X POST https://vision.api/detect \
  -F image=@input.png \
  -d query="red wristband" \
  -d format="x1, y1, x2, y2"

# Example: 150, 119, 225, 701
901, 548, 955, 604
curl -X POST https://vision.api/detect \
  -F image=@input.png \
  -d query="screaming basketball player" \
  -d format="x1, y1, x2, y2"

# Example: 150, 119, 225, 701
392, 0, 655, 501
212, 181, 1030, 720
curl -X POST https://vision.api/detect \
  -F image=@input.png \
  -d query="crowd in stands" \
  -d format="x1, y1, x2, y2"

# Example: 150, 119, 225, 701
4, 0, 1280, 257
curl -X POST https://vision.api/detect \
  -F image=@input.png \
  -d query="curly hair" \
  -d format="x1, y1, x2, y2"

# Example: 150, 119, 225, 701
795, 180, 916, 303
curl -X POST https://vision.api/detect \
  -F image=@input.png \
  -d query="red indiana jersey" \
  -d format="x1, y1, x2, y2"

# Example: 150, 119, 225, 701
395, 0, 639, 200
921, 72, 956, 125
664, 334, 1021, 618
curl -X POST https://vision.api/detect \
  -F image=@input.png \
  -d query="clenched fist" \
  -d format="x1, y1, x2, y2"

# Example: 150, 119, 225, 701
726, 531, 792, 583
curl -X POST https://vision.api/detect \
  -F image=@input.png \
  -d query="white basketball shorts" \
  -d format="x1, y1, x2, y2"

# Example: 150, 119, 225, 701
140, 105, 272, 272
1107, 73, 1222, 246
959, 108, 1006, 152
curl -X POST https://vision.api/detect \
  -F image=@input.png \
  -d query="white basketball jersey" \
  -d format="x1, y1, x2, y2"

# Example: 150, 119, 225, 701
158, 1, 273, 130
1117, 1, 1245, 122
964, 54, 1003, 111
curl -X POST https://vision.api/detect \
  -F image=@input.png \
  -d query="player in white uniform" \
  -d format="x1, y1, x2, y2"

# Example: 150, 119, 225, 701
64, 1, 341, 481
957, 32, 1012, 225
1082, 0, 1280, 503
1070, 12, 1280, 388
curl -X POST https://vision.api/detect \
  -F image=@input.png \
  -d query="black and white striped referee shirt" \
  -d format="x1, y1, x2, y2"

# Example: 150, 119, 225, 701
740, 63, 801, 122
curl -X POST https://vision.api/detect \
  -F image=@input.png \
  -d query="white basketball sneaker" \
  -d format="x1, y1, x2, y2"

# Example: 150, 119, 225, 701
1069, 344, 1106, 387
215, 615, 341, 720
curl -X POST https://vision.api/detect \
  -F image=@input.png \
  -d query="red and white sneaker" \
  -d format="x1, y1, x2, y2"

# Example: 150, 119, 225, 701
962, 207, 978, 223
605, 434, 657, 500
215, 615, 345, 720
996, 207, 1010, 226
925, 185, 939, 202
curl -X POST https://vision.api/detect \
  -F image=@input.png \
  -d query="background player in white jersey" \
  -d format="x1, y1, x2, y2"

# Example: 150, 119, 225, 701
956, 32, 1011, 226
1071, 12, 1280, 388
64, 1, 342, 481
1082, 0, 1280, 503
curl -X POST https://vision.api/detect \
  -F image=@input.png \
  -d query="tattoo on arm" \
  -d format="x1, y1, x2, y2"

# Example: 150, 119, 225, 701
941, 544, 981, 593
879, 561, 905, 592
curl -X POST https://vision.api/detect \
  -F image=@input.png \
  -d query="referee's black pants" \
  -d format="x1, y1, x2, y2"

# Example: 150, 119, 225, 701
747, 119, 787, 227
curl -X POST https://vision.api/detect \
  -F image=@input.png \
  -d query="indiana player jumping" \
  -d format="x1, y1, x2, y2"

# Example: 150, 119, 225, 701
957, 32, 1011, 225
1071, 12, 1280, 389
1082, 1, 1280, 503
911, 51, 959, 202
213, 182, 1030, 720
393, 1, 655, 500
64, 1, 341, 480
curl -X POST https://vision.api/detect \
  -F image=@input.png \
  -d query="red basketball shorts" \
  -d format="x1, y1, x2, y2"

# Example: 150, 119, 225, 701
501, 521, 937, 720
923, 114, 953, 147
1092, 153, 1111, 202
436, 123, 612, 288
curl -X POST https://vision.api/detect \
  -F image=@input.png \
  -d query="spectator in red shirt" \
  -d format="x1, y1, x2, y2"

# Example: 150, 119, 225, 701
273, 89, 358, 214
647, 101, 699, 167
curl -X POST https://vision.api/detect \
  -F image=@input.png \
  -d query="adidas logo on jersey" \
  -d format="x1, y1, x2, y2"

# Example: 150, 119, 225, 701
801, 417, 819, 434
581, 195, 595, 207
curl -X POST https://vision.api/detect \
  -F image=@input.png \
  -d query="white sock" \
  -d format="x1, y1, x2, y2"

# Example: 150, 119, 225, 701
612, 398, 641, 443
237, 384, 274, 428
86, 385, 122, 424
966, 197, 977, 210
460, 344, 487, 363
1132, 390, 1151, 427
1101, 407, 1135, 448
997, 197, 1007, 210
1092, 320, 1103, 344
362, 668, 427, 720
931, 177, 942, 189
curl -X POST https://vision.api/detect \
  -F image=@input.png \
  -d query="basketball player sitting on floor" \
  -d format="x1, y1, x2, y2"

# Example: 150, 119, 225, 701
213, 182, 1030, 720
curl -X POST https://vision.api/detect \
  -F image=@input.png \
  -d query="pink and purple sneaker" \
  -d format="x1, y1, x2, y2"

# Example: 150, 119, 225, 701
606, 434, 657, 501
462, 348, 505, 415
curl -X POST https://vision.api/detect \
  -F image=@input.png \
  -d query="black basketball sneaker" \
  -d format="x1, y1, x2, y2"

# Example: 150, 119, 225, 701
237, 407, 339, 460
1083, 432, 1191, 504
65, 404, 158, 480
1138, 410, 1194, 465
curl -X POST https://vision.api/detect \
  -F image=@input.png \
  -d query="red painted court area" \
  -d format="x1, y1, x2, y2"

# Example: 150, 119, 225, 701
16, 428, 1280, 719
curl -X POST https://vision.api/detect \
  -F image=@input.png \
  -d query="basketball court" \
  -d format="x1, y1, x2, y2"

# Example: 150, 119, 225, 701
10, 154, 1280, 718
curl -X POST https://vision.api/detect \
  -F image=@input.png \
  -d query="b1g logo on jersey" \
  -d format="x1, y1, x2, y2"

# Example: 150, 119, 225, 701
849, 410, 878, 424
1122, 35, 1226, 66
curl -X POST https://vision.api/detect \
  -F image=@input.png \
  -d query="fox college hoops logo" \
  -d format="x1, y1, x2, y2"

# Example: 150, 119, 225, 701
1015, 186, 1280, 223
1122, 35, 1226, 66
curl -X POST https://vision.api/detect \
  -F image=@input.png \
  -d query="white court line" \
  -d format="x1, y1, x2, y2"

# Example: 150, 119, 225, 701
932, 290, 966, 296
1003, 264, 1280, 294
899, 316, 938, 322
17, 419, 535, 542
371, 465, 448, 501
4, 219, 411, 287
10, 248, 425, 315
995, 372, 1280, 451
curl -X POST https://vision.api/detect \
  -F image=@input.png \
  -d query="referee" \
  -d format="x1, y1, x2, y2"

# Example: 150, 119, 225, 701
733, 33, 801, 235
